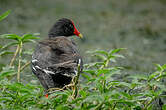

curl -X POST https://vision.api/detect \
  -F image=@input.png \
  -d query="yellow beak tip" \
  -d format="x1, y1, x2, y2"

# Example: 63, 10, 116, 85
78, 33, 83, 38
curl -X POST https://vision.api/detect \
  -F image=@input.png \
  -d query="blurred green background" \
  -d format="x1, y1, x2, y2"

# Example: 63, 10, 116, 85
0, 0, 166, 74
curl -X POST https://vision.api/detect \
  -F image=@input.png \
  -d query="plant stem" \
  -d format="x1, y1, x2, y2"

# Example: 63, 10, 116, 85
103, 79, 106, 93
9, 45, 19, 67
20, 61, 31, 72
72, 63, 81, 99
17, 42, 23, 82
144, 96, 156, 110
75, 64, 81, 85
94, 101, 104, 110
112, 102, 117, 110
105, 60, 109, 68
100, 59, 109, 69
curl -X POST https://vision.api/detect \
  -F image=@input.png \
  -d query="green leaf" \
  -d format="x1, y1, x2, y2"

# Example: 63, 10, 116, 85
81, 74, 91, 80
147, 105, 153, 110
93, 54, 106, 60
97, 69, 110, 76
83, 70, 96, 76
112, 54, 125, 58
19, 88, 31, 94
7, 82, 24, 91
0, 51, 14, 56
109, 48, 126, 55
156, 74, 166, 80
21, 34, 39, 43
56, 105, 69, 110
162, 104, 166, 110
87, 50, 108, 56
85, 62, 104, 68
0, 10, 11, 21
0, 67, 16, 79
155, 64, 163, 71
162, 64, 166, 70
0, 42, 18, 50
120, 91, 132, 99
149, 72, 159, 81
94, 50, 108, 56
0, 97, 12, 102
20, 94, 33, 101
1, 34, 22, 42
117, 82, 132, 88
0, 44, 3, 49
84, 94, 104, 102
22, 39, 37, 43
79, 90, 87, 98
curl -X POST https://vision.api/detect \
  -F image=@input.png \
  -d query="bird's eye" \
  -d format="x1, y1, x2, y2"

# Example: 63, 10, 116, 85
64, 26, 69, 33
69, 24, 73, 28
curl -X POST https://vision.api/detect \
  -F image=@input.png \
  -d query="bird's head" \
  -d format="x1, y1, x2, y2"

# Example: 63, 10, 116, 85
48, 18, 83, 38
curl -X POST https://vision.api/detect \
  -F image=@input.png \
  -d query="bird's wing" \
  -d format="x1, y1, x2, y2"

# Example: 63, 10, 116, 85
31, 42, 57, 90
31, 37, 83, 89
46, 37, 83, 76
43, 37, 83, 73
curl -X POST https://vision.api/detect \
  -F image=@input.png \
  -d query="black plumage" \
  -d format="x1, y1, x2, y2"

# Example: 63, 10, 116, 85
31, 18, 83, 92
49, 18, 75, 37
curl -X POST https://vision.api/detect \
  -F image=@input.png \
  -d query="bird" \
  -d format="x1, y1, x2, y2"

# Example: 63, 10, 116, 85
31, 18, 83, 96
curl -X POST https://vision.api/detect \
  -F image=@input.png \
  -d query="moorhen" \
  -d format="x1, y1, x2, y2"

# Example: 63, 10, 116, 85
31, 18, 83, 95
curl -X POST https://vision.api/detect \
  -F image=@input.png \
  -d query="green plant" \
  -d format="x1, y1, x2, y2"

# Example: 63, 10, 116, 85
0, 10, 11, 22
1, 45, 165, 109
0, 11, 39, 82
0, 33, 39, 82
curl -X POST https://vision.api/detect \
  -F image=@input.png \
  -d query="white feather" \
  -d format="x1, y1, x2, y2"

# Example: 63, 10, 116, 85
78, 59, 81, 65
32, 66, 36, 71
74, 70, 77, 76
35, 65, 42, 69
63, 73, 73, 77
32, 59, 38, 63
43, 69, 55, 75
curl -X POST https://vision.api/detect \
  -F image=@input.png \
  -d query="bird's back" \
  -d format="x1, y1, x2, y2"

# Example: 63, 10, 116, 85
31, 36, 83, 90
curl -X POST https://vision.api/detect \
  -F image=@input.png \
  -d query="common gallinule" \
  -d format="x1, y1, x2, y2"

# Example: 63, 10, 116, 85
31, 18, 83, 95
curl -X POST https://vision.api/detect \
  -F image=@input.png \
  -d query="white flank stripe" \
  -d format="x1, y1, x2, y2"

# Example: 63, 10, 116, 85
78, 59, 81, 64
35, 65, 42, 69
32, 66, 36, 71
63, 73, 73, 77
74, 70, 77, 76
32, 59, 38, 63
43, 69, 55, 75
